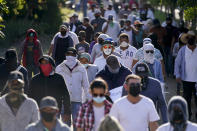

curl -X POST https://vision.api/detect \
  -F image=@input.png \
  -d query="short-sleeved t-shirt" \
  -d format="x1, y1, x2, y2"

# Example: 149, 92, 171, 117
134, 47, 163, 61
75, 43, 90, 54
110, 95, 160, 131
115, 45, 137, 69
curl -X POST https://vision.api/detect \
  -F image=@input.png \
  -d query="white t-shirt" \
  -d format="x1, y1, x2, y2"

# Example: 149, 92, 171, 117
51, 31, 79, 45
184, 46, 197, 82
102, 21, 120, 42
115, 45, 137, 69
93, 105, 105, 131
110, 96, 160, 131
122, 30, 133, 45
157, 122, 197, 131
87, 10, 95, 21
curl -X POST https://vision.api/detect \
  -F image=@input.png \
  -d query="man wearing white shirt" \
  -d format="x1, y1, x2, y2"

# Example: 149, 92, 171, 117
115, 33, 137, 69
87, 4, 96, 21
102, 15, 120, 43
110, 74, 159, 131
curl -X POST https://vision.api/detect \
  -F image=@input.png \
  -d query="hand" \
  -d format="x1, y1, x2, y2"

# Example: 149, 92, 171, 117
176, 78, 182, 84
63, 114, 71, 123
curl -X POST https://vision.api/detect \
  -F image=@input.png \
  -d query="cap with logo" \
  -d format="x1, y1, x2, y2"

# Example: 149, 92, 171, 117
135, 63, 149, 77
40, 96, 58, 110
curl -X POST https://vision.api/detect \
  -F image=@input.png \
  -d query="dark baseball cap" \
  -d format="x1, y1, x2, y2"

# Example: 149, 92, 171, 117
135, 63, 149, 77
66, 47, 77, 55
106, 55, 120, 69
40, 96, 58, 110
5, 49, 17, 61
8, 70, 24, 84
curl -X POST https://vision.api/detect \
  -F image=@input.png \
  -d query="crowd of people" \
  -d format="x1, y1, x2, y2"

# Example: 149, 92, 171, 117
0, 1, 197, 131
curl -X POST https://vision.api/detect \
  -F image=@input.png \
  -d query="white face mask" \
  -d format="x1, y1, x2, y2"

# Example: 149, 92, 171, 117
120, 41, 129, 47
65, 56, 77, 68
103, 48, 112, 55
144, 51, 154, 64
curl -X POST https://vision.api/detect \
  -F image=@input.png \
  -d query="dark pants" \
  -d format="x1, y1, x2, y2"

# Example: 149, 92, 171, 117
164, 46, 173, 76
182, 81, 197, 118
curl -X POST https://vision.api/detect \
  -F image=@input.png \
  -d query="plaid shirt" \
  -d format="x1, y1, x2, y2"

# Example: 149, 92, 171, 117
75, 100, 112, 131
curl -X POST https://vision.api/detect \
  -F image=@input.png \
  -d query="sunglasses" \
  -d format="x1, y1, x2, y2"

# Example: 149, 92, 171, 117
103, 45, 112, 49
93, 93, 105, 97
145, 50, 154, 54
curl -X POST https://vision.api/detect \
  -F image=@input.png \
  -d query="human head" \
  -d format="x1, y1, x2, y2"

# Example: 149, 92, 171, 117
98, 115, 123, 131
143, 43, 155, 64
125, 19, 131, 27
108, 15, 113, 22
40, 96, 59, 122
166, 16, 172, 26
124, 3, 129, 10
119, 19, 125, 28
94, 9, 101, 18
124, 74, 142, 97
39, 55, 56, 77
59, 24, 68, 36
106, 55, 121, 74
79, 53, 91, 68
134, 20, 144, 29
94, 32, 102, 42
108, 4, 113, 10
180, 31, 196, 46
98, 34, 109, 45
143, 38, 152, 46
83, 17, 90, 26
26, 29, 37, 42
102, 38, 114, 56
168, 96, 188, 130
5, 48, 18, 71
78, 30, 86, 41
72, 13, 79, 21
153, 19, 161, 27
119, 33, 129, 47
7, 70, 24, 94
90, 78, 108, 103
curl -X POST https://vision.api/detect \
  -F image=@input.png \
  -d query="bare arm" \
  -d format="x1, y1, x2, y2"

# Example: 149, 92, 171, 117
160, 60, 166, 81
132, 59, 138, 68
149, 121, 159, 131
102, 22, 109, 33
48, 44, 54, 56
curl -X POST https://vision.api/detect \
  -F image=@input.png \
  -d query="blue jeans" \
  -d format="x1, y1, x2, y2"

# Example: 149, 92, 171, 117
71, 102, 81, 131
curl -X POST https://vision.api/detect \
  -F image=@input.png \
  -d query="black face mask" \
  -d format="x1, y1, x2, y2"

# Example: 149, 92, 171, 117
61, 31, 67, 36
41, 111, 56, 122
188, 36, 196, 45
95, 15, 100, 19
129, 83, 141, 97
172, 111, 184, 122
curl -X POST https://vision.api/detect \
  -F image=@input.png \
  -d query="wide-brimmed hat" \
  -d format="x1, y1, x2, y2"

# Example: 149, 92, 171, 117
180, 31, 196, 44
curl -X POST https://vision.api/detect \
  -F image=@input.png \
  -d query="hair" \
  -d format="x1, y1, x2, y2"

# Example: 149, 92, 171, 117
98, 115, 123, 131
125, 74, 141, 84
79, 30, 86, 37
90, 78, 108, 91
83, 17, 89, 22
95, 32, 102, 37
119, 33, 129, 40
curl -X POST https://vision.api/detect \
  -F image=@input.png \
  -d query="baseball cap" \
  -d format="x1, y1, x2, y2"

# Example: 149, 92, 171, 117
143, 38, 152, 45
8, 70, 24, 84
135, 63, 149, 77
66, 47, 77, 55
106, 55, 120, 69
40, 96, 58, 110
94, 9, 101, 14
98, 34, 109, 40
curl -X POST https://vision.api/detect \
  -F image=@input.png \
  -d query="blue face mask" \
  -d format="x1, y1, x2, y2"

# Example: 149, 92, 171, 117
93, 96, 106, 103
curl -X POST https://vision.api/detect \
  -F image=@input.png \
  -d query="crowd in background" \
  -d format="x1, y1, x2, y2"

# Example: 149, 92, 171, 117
0, 0, 197, 131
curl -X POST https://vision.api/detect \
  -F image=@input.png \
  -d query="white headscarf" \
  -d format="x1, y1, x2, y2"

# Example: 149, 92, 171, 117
143, 43, 155, 64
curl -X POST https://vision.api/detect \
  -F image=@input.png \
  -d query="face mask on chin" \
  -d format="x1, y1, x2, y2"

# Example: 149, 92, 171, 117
103, 48, 112, 56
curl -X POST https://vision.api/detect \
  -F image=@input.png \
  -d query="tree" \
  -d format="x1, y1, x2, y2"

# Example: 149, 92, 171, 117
0, 0, 9, 38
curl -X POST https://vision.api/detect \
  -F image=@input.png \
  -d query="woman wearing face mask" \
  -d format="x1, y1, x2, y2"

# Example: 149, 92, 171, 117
115, 33, 137, 70
55, 47, 91, 130
79, 53, 99, 83
75, 78, 112, 131
133, 43, 164, 83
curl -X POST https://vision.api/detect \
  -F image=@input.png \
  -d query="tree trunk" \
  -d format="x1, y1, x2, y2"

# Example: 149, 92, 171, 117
179, 9, 184, 21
